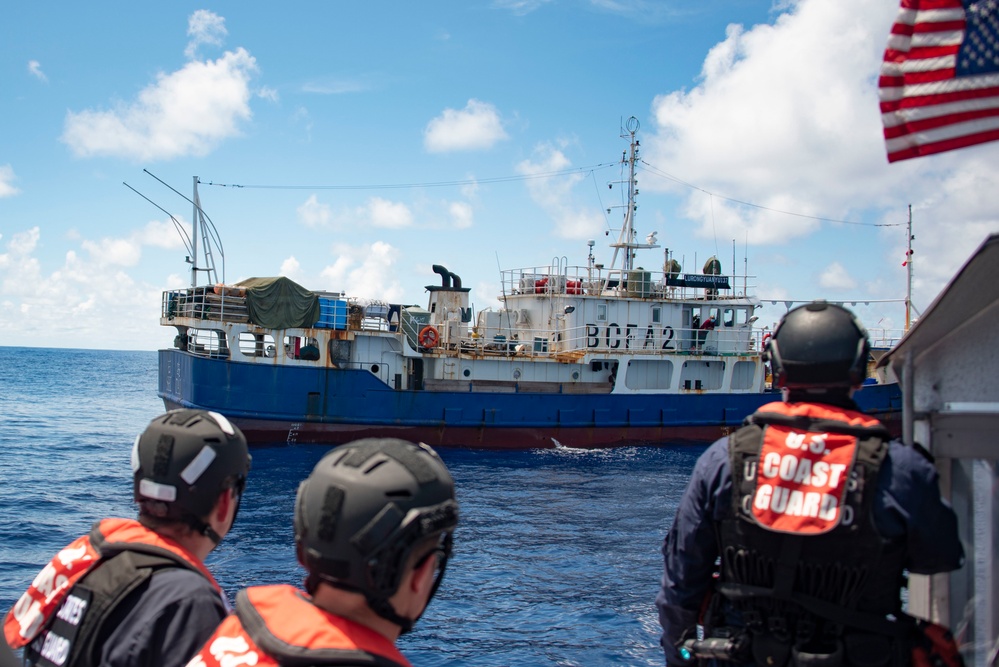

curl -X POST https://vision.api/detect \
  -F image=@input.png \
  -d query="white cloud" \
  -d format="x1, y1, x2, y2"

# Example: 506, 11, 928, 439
424, 100, 508, 153
644, 0, 905, 244
0, 165, 20, 198
319, 241, 404, 302
365, 197, 414, 229
641, 0, 999, 313
136, 219, 189, 249
818, 262, 857, 290
492, 0, 553, 16
61, 48, 258, 161
516, 142, 605, 239
297, 195, 414, 230
298, 195, 333, 227
79, 218, 187, 268
449, 201, 474, 229
0, 227, 166, 350
27, 60, 47, 82
280, 256, 303, 281
185, 10, 227, 59
473, 280, 503, 311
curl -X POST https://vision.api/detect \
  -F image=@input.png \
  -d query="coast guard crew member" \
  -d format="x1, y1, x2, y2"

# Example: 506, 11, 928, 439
656, 301, 964, 667
3, 410, 251, 667
186, 438, 459, 667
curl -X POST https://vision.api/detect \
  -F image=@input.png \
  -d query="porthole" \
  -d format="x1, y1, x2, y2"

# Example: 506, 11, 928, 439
463, 368, 471, 377
370, 364, 380, 374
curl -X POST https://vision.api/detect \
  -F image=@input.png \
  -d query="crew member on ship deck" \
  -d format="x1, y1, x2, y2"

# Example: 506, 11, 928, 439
656, 301, 964, 667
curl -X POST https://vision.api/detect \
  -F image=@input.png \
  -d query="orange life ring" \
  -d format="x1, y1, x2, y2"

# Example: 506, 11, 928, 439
418, 325, 440, 349
762, 332, 772, 349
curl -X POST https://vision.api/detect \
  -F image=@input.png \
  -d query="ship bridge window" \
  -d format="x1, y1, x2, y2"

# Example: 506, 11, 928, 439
187, 328, 229, 359
284, 335, 321, 361
692, 307, 720, 329
238, 332, 276, 357
722, 308, 749, 327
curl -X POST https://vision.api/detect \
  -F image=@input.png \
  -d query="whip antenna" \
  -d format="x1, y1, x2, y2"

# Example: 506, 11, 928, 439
122, 182, 194, 259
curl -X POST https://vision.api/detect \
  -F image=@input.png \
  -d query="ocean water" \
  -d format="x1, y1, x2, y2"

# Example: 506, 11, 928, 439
0, 346, 701, 666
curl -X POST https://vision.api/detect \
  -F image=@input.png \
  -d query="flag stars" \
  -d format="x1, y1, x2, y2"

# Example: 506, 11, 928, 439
956, 0, 999, 74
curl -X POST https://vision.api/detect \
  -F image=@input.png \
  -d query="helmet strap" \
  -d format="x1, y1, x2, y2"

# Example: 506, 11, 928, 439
785, 387, 855, 408
307, 575, 418, 634
185, 514, 223, 545
367, 595, 416, 635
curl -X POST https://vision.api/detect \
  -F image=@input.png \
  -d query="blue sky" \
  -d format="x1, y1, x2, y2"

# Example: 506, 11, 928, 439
3, 0, 998, 351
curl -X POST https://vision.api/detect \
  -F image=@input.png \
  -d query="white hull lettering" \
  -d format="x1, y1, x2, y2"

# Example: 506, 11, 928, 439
586, 324, 676, 350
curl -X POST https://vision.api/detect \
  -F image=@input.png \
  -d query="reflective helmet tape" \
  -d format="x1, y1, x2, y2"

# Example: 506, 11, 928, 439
130, 436, 141, 473
139, 479, 177, 502
207, 411, 236, 436
180, 446, 218, 485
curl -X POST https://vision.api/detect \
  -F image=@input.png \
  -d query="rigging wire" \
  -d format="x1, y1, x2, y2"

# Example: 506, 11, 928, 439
194, 157, 902, 230
122, 182, 194, 257
637, 160, 904, 228
200, 163, 617, 190
145, 170, 226, 263
590, 169, 614, 232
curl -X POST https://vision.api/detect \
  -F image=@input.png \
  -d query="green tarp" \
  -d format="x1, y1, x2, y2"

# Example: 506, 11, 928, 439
236, 276, 320, 328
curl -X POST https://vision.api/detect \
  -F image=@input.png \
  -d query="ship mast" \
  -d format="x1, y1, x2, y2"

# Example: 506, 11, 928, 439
189, 177, 219, 288
905, 204, 913, 332
191, 176, 200, 288
604, 117, 658, 290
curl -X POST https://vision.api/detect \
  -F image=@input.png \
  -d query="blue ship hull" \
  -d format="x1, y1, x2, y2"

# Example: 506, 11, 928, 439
158, 349, 903, 449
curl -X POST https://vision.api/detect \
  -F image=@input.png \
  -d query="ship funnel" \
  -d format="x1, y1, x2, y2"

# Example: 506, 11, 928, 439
432, 264, 452, 288
449, 272, 463, 289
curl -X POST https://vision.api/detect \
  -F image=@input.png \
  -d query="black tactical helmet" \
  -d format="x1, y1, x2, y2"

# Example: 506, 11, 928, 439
765, 301, 870, 389
132, 410, 250, 538
295, 438, 459, 631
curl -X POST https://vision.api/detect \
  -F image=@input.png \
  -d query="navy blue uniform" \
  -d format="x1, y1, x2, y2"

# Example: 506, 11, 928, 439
96, 568, 227, 667
656, 430, 964, 665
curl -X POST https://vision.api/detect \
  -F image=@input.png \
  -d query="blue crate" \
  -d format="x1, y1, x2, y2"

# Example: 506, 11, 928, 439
317, 297, 347, 329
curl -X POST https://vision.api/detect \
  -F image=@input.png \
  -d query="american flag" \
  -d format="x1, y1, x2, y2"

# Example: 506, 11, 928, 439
879, 0, 999, 162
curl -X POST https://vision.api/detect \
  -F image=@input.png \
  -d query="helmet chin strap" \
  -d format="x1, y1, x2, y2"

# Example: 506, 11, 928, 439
186, 515, 223, 545
368, 550, 449, 635
367, 596, 417, 635
305, 575, 418, 634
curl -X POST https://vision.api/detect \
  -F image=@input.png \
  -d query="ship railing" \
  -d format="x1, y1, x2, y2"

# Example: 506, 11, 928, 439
181, 327, 231, 359
868, 328, 906, 349
501, 265, 757, 300
162, 287, 249, 323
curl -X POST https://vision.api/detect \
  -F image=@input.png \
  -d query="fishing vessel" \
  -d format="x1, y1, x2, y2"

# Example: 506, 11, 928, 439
156, 119, 902, 448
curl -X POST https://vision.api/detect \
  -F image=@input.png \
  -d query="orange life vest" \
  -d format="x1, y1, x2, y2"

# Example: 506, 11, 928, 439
188, 585, 412, 667
712, 402, 907, 666
3, 518, 220, 651
746, 401, 883, 534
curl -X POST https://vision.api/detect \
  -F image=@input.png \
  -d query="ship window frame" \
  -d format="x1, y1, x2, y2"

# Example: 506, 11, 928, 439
597, 304, 608, 322
651, 307, 662, 324
237, 332, 276, 357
